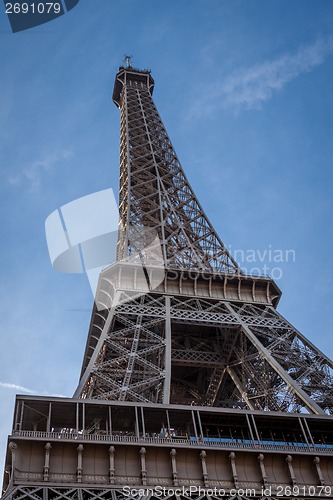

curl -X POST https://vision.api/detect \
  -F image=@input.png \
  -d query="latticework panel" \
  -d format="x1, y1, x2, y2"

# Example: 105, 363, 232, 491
81, 293, 168, 403
232, 303, 333, 412
2, 486, 330, 500
116, 70, 240, 274
78, 291, 333, 414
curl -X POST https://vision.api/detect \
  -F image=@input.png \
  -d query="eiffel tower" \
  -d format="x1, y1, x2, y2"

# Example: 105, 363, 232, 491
2, 62, 333, 500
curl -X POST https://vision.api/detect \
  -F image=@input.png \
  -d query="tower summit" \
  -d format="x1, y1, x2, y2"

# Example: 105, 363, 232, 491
112, 64, 240, 274
2, 65, 333, 500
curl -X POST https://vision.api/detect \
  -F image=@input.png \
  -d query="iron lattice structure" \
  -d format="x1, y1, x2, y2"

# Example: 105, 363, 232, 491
75, 65, 333, 415
5, 487, 333, 500
77, 292, 333, 414
3, 487, 332, 500
114, 67, 240, 274
3, 65, 333, 500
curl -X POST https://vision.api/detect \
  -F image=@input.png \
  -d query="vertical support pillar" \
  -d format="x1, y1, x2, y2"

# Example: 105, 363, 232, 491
229, 452, 239, 488
163, 296, 171, 404
297, 417, 309, 447
196, 410, 204, 440
14, 402, 20, 432
8, 442, 17, 487
303, 418, 315, 446
47, 403, 52, 433
109, 446, 115, 484
140, 407, 146, 438
286, 455, 296, 486
19, 401, 24, 431
109, 407, 112, 436
77, 444, 84, 483
191, 410, 198, 441
43, 443, 52, 481
135, 406, 140, 438
313, 457, 325, 486
200, 450, 209, 487
251, 415, 261, 443
76, 403, 79, 434
82, 402, 85, 435
245, 414, 255, 443
258, 453, 268, 485
139, 447, 147, 485
170, 449, 179, 486
166, 410, 171, 437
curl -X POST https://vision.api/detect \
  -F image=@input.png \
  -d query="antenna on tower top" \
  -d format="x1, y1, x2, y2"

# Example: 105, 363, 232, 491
124, 54, 132, 68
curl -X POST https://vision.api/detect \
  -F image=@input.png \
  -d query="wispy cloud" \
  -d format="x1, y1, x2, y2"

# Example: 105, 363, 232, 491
0, 381, 35, 393
191, 35, 333, 115
7, 149, 73, 189
0, 381, 65, 398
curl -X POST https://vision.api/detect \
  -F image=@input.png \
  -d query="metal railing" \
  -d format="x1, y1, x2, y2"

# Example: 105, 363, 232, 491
11, 430, 332, 454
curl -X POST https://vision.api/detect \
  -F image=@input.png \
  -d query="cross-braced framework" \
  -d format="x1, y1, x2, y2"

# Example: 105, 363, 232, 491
74, 65, 333, 415
3, 486, 318, 500
114, 67, 240, 275
77, 289, 333, 414
3, 64, 333, 500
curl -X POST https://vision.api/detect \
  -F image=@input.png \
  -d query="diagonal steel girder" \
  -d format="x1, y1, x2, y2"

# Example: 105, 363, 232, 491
225, 302, 325, 414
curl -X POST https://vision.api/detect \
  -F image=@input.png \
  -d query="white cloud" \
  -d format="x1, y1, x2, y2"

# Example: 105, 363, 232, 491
7, 149, 73, 189
191, 35, 333, 115
0, 381, 35, 394
0, 382, 65, 398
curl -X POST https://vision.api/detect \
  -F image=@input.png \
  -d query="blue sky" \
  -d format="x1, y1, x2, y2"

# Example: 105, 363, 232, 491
1, 0, 333, 467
